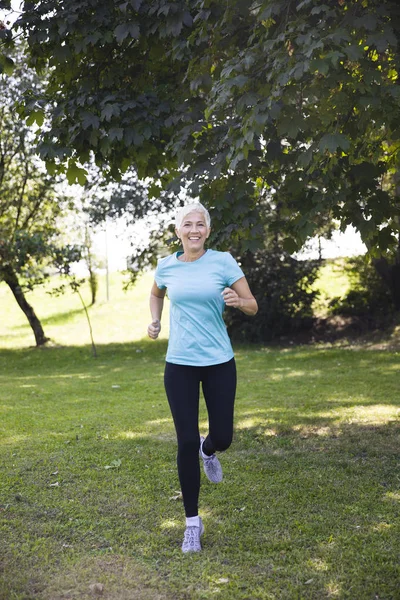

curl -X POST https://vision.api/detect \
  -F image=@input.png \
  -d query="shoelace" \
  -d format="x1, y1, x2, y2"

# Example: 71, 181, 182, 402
183, 526, 200, 547
204, 454, 217, 468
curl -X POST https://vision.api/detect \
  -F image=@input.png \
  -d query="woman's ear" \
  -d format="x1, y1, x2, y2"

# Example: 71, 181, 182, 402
175, 227, 180, 239
206, 227, 211, 239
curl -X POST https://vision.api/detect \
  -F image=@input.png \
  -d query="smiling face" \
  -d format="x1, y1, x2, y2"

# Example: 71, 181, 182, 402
175, 211, 211, 254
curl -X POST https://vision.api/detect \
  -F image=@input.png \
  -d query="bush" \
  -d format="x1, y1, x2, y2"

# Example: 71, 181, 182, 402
226, 246, 320, 342
328, 255, 395, 320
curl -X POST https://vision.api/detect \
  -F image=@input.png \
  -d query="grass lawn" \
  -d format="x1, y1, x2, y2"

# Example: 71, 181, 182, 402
311, 259, 352, 318
0, 272, 399, 599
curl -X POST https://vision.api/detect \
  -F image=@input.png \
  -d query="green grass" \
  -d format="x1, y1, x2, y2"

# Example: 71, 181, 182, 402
0, 273, 399, 599
0, 271, 170, 349
312, 259, 352, 317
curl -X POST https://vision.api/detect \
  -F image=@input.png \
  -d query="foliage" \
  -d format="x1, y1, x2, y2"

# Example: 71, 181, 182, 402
225, 245, 320, 342
0, 45, 79, 290
0, 1, 14, 75
328, 254, 396, 319
2, 0, 399, 256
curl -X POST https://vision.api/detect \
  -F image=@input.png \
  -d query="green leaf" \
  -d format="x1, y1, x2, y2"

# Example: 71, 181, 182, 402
319, 133, 350, 153
282, 237, 299, 253
182, 11, 193, 27
109, 127, 124, 141
310, 5, 330, 15
204, 106, 212, 121
128, 22, 140, 39
148, 182, 162, 197
165, 14, 184, 36
81, 112, 100, 130
354, 14, 378, 32
0, 28, 11, 40
377, 226, 397, 251
366, 29, 397, 53
114, 22, 140, 43
297, 146, 314, 168
230, 74, 249, 89
344, 44, 364, 61
121, 157, 131, 172
26, 110, 45, 127
311, 58, 329, 76
244, 129, 254, 145
66, 161, 87, 185
114, 23, 129, 42
325, 50, 344, 68
45, 161, 57, 176
85, 32, 102, 45
101, 104, 119, 121
124, 128, 144, 146
0, 53, 14, 75
296, 0, 313, 11
277, 115, 303, 139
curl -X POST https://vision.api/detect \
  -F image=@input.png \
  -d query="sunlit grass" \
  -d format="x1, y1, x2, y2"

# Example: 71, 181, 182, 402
312, 258, 352, 317
0, 270, 170, 348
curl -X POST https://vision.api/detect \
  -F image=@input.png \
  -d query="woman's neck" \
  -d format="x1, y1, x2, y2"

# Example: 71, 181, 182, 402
178, 249, 206, 262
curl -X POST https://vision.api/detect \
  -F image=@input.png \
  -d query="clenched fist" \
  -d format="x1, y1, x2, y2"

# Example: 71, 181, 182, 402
148, 319, 161, 340
222, 287, 242, 309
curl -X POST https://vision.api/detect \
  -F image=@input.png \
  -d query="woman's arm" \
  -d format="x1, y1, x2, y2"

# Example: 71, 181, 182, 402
222, 277, 258, 316
148, 281, 167, 339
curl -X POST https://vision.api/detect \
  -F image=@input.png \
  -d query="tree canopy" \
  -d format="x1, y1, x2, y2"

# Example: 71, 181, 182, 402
2, 0, 400, 255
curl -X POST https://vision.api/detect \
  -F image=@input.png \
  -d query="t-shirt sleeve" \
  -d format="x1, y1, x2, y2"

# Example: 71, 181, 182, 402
154, 259, 166, 289
224, 252, 245, 286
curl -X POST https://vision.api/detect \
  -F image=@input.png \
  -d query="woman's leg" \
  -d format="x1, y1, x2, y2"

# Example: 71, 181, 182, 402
164, 362, 201, 517
201, 358, 237, 456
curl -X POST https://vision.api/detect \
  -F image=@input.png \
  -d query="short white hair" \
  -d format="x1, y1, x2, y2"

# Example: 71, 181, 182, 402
174, 202, 211, 230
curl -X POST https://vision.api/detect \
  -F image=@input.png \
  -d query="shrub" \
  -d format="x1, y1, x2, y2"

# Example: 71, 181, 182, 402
328, 255, 395, 320
226, 246, 320, 342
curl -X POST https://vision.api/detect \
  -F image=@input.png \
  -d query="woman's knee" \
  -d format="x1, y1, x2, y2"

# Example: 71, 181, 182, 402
213, 433, 233, 452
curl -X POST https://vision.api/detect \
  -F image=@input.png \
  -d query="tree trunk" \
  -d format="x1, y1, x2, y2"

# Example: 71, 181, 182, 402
2, 266, 50, 346
88, 267, 98, 306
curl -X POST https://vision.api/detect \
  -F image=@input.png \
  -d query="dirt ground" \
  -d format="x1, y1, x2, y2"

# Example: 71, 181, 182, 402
277, 315, 400, 351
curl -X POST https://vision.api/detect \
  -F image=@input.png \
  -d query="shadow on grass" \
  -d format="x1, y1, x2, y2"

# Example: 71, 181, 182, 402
0, 341, 399, 599
8, 307, 88, 333
0, 340, 398, 433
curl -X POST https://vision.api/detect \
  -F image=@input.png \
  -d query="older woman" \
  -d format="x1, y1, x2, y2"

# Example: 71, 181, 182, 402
147, 202, 257, 553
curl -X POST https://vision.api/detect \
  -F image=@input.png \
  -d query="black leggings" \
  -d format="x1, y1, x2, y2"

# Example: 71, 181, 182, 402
164, 358, 237, 517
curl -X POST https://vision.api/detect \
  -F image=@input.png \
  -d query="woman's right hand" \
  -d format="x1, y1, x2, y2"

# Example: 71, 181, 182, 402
147, 319, 161, 339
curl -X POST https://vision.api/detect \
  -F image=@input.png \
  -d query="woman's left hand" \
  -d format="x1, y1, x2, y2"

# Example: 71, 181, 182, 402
222, 287, 242, 309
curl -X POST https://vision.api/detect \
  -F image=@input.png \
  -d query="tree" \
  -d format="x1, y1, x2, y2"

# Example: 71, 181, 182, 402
0, 46, 81, 346
3, 1, 400, 299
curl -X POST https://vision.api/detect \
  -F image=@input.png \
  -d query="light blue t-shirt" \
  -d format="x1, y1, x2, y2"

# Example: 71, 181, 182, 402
155, 249, 244, 366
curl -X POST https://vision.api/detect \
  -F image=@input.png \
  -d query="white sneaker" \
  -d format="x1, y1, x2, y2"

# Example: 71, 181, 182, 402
181, 518, 204, 553
199, 436, 223, 483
